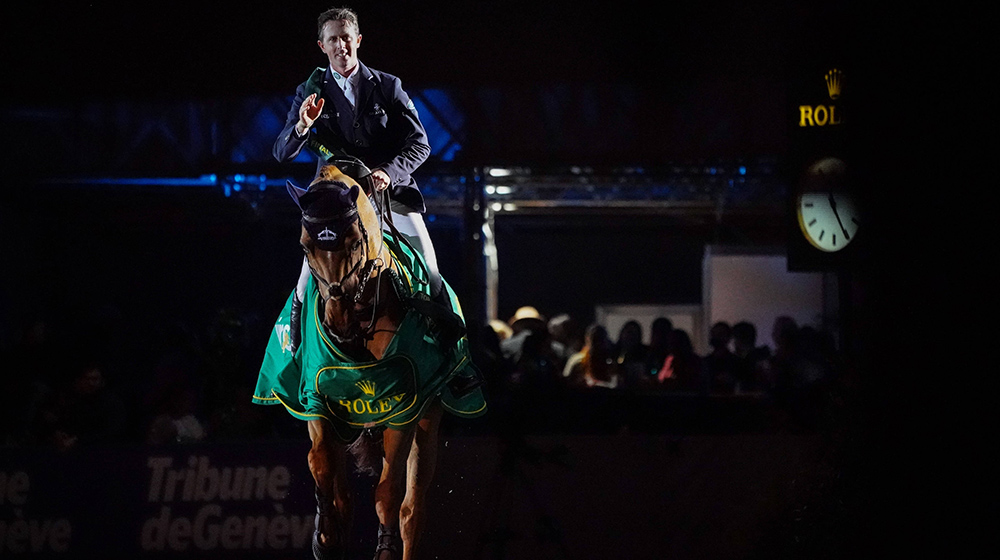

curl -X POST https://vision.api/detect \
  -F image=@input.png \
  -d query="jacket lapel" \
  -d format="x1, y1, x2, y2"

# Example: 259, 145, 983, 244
353, 63, 377, 120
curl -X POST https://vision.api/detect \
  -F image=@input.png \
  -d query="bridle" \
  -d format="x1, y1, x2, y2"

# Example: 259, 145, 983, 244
308, 218, 379, 304
305, 171, 393, 346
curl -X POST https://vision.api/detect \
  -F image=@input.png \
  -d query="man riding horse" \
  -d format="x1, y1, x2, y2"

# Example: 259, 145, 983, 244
254, 165, 486, 560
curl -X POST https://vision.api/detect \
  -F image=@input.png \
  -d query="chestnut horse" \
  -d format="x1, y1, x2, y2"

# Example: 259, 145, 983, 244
254, 164, 486, 560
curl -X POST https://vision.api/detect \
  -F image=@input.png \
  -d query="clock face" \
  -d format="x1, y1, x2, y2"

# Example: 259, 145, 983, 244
797, 191, 859, 252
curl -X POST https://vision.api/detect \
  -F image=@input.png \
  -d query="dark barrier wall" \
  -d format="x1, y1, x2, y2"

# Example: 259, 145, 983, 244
3, 432, 836, 560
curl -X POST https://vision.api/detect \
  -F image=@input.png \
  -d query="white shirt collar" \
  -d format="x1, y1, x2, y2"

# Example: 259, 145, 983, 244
330, 64, 360, 92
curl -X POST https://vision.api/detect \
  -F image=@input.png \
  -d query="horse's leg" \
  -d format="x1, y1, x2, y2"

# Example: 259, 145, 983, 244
400, 401, 444, 560
308, 420, 353, 558
374, 426, 414, 559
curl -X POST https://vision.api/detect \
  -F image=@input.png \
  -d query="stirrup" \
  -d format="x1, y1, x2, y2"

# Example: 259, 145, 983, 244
313, 488, 346, 560
372, 523, 402, 560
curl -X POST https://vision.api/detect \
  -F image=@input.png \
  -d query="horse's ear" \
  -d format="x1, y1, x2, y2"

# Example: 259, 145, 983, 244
347, 184, 360, 204
286, 180, 308, 210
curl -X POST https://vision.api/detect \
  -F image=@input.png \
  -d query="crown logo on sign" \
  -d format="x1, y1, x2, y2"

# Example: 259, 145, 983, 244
825, 69, 842, 100
356, 380, 376, 397
317, 228, 337, 242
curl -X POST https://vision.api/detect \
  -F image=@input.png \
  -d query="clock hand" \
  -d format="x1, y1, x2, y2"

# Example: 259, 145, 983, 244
828, 192, 850, 240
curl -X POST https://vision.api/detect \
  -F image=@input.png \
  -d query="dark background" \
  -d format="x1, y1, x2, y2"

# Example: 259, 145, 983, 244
1, 1, 984, 556
5, 1, 844, 100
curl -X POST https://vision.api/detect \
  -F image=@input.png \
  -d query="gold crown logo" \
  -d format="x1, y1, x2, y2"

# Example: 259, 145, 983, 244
356, 380, 377, 397
825, 69, 842, 100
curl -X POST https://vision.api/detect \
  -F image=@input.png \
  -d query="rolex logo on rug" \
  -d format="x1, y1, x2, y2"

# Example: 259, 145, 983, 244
355, 379, 376, 397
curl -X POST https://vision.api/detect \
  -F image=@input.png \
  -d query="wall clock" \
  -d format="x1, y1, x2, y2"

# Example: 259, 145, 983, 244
796, 157, 859, 253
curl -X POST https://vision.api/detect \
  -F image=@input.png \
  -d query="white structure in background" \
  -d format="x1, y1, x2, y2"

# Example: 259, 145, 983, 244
596, 246, 837, 355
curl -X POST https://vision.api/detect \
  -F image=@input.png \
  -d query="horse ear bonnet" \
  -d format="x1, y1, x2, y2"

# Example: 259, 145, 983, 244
298, 181, 360, 251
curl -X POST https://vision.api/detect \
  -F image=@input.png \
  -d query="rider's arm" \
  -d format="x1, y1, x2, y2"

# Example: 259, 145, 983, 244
273, 82, 313, 163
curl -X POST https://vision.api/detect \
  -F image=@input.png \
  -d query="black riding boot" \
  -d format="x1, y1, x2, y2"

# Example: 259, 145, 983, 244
289, 293, 302, 355
290, 256, 310, 355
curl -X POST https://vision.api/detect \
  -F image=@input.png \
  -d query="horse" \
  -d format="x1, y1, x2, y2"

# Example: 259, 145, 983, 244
254, 163, 486, 560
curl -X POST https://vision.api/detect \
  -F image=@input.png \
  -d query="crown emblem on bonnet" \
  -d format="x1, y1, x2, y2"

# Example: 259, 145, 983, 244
317, 228, 338, 242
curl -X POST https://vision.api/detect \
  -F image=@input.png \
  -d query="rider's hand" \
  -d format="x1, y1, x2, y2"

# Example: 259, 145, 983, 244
295, 93, 324, 135
371, 169, 391, 192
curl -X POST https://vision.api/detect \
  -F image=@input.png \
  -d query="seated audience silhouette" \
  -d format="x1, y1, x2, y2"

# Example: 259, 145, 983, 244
703, 321, 740, 394
563, 324, 622, 389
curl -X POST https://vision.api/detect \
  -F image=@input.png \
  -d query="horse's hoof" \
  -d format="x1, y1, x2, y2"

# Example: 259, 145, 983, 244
313, 488, 346, 560
372, 523, 402, 560
313, 530, 346, 560
312, 529, 344, 560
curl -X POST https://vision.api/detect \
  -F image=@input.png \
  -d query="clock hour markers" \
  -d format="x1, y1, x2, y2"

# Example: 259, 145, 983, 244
796, 157, 857, 253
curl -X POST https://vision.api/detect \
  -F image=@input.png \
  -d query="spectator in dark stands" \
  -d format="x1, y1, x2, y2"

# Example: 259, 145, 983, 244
147, 385, 207, 445
488, 319, 513, 343
500, 306, 547, 364
764, 315, 799, 405
644, 317, 673, 381
563, 324, 621, 389
476, 321, 512, 389
656, 329, 703, 392
142, 320, 203, 437
201, 308, 257, 438
613, 320, 649, 390
547, 313, 582, 373
703, 321, 740, 394
732, 320, 770, 393
37, 362, 125, 450
501, 306, 559, 389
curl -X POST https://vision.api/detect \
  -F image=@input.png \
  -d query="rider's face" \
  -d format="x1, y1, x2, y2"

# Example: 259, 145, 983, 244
318, 19, 361, 76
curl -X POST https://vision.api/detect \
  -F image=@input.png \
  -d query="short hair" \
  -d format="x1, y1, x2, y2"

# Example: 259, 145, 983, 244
317, 7, 360, 39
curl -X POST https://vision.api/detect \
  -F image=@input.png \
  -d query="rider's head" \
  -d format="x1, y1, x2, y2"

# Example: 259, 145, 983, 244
317, 7, 362, 76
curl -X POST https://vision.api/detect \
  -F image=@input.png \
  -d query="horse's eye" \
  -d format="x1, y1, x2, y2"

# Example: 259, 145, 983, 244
352, 239, 363, 252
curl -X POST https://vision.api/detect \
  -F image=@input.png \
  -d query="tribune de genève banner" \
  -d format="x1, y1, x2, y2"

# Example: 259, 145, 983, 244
1, 441, 322, 559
